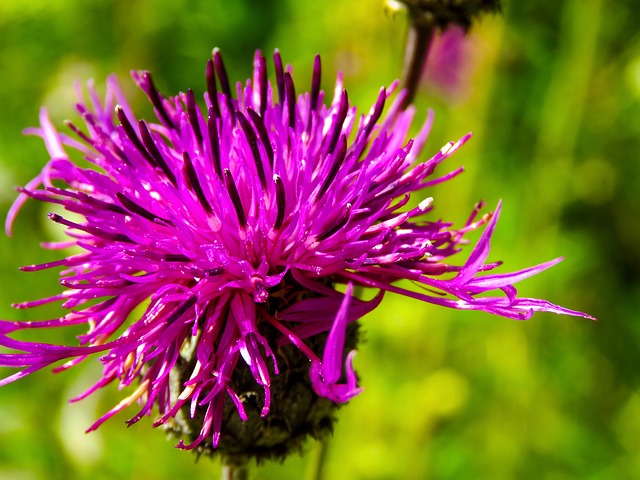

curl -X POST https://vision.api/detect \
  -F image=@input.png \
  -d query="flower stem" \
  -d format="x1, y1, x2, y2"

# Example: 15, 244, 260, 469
222, 464, 249, 480
310, 437, 329, 480
400, 17, 435, 108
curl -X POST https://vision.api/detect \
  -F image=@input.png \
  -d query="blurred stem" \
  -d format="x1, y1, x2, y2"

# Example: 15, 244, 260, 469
401, 17, 435, 108
222, 464, 248, 480
310, 437, 329, 480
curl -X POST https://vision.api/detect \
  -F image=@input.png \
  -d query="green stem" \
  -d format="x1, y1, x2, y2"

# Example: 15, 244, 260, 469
222, 463, 249, 480
310, 437, 329, 480
400, 17, 435, 108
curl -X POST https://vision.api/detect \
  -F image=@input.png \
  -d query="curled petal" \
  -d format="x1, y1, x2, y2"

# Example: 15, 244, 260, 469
310, 283, 363, 403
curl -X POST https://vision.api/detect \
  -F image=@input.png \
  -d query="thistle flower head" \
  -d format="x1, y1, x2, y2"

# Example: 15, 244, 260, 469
0, 49, 592, 461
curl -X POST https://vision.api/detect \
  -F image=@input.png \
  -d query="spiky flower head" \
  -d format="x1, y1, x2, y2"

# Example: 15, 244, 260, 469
0, 49, 591, 462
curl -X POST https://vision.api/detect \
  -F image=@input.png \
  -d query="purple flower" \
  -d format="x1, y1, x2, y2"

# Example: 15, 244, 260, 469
0, 49, 593, 458
422, 25, 473, 100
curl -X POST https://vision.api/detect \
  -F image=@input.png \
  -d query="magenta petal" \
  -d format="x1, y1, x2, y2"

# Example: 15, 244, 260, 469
322, 283, 353, 385
331, 351, 363, 402
456, 200, 501, 284
309, 283, 364, 403
238, 333, 271, 387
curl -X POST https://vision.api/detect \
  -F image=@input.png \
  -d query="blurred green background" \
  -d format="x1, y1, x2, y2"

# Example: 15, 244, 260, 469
0, 0, 638, 478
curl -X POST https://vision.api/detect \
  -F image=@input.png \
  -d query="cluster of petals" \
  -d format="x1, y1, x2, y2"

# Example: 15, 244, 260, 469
0, 50, 592, 450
